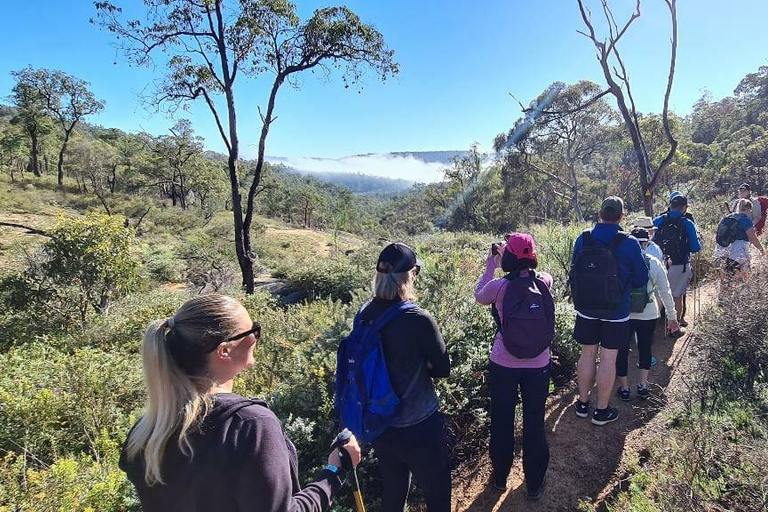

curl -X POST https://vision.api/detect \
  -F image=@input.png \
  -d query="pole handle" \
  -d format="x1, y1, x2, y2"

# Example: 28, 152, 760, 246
333, 429, 354, 471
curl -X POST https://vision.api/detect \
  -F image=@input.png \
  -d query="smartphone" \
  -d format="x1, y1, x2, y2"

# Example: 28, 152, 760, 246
491, 243, 501, 255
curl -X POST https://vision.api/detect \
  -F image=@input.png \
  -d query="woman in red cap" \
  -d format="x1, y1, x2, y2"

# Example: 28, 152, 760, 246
474, 234, 553, 499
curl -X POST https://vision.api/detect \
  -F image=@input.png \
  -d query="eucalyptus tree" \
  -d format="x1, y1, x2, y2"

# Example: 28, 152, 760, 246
95, 0, 398, 292
11, 67, 104, 186
8, 78, 51, 177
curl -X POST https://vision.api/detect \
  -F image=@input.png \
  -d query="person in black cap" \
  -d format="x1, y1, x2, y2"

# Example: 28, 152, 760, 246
364, 243, 452, 512
723, 183, 762, 224
653, 193, 701, 329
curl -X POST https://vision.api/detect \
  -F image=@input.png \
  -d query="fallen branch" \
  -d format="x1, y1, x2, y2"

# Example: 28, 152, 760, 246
0, 222, 50, 237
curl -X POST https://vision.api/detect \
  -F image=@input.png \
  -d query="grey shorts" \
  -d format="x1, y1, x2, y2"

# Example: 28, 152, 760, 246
667, 264, 693, 297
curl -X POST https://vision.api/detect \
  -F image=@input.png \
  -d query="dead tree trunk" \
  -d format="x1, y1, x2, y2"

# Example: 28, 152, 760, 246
577, 0, 678, 215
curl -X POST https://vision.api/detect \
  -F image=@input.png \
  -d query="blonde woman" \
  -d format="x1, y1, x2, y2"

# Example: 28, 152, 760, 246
364, 243, 452, 512
120, 294, 360, 512
714, 198, 766, 279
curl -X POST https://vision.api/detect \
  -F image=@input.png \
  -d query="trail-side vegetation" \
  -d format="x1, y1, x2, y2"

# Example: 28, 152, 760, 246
2, 3, 768, 507
602, 269, 768, 512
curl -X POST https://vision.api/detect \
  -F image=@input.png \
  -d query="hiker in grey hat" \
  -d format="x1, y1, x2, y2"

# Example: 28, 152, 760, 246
616, 228, 679, 401
723, 184, 761, 224
631, 217, 663, 262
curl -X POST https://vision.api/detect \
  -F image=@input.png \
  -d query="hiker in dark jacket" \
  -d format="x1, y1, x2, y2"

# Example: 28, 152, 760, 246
363, 243, 451, 512
571, 197, 649, 426
120, 294, 361, 512
475, 233, 552, 499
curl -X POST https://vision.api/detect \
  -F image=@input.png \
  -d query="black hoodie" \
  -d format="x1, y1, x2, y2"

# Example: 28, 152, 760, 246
120, 393, 341, 512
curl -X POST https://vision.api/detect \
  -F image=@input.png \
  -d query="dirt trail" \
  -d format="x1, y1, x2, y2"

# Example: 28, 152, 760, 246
453, 284, 717, 512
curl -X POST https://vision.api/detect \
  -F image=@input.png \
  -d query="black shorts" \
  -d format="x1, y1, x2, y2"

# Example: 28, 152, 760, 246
573, 316, 630, 350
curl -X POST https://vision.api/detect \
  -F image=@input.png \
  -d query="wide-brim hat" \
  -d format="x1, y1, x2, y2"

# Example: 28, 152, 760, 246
632, 216, 655, 230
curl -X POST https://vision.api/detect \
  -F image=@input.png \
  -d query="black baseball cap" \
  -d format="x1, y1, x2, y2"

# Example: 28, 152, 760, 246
739, 183, 751, 191
670, 194, 688, 207
631, 228, 650, 243
376, 243, 424, 274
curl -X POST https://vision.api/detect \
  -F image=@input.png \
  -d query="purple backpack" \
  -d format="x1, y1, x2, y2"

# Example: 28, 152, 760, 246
491, 271, 555, 359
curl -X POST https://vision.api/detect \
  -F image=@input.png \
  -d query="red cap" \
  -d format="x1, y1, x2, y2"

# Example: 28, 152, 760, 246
504, 233, 537, 260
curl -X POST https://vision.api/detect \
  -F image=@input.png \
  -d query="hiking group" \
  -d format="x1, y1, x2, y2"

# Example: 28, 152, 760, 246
117, 188, 766, 511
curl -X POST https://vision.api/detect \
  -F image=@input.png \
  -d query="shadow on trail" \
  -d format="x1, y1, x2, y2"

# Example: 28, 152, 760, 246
458, 322, 684, 512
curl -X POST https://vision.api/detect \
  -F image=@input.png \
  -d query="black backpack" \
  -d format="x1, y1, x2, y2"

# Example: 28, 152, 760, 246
569, 230, 627, 317
716, 213, 748, 247
655, 215, 689, 265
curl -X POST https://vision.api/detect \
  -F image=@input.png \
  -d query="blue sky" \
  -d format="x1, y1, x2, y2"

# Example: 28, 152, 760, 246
1, 0, 767, 160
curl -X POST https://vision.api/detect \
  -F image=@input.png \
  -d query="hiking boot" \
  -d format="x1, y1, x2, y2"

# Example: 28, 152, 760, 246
591, 406, 619, 426
679, 319, 689, 327
574, 399, 589, 418
527, 475, 547, 500
492, 472, 508, 491
617, 387, 631, 402
637, 385, 650, 400
668, 329, 685, 339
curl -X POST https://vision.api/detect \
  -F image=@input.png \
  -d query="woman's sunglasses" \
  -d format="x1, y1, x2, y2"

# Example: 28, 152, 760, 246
227, 322, 261, 342
204, 322, 261, 353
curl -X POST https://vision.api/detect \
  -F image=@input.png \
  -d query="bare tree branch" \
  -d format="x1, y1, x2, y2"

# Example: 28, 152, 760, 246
653, 0, 679, 187
523, 89, 611, 117
0, 222, 50, 237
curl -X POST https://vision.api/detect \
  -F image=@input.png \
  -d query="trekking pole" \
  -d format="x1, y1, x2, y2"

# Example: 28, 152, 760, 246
695, 251, 702, 322
334, 429, 366, 512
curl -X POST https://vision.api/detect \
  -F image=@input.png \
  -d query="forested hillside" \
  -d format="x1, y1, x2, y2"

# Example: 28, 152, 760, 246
3, 0, 768, 511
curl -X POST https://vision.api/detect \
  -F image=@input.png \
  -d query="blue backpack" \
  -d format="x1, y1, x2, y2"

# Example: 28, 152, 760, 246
334, 301, 417, 444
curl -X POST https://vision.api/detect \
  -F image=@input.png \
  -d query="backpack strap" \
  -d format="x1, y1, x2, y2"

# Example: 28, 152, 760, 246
609, 232, 628, 253
370, 300, 417, 330
582, 229, 593, 247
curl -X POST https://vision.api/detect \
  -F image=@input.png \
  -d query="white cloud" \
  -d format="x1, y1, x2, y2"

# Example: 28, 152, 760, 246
267, 153, 448, 183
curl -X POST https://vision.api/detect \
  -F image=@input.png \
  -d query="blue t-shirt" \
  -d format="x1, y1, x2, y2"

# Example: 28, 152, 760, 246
735, 214, 753, 241
652, 210, 702, 262
571, 223, 650, 320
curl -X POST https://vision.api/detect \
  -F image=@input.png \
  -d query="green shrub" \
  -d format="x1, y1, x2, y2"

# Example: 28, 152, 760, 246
179, 232, 239, 293
282, 256, 371, 302
552, 301, 579, 383
0, 432, 138, 512
141, 239, 184, 283
0, 343, 142, 463
43, 213, 142, 319
77, 287, 186, 352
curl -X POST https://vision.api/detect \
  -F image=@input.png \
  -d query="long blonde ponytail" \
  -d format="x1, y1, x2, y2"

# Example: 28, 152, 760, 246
125, 294, 243, 486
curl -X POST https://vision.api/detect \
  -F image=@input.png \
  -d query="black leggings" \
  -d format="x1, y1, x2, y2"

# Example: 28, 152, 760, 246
488, 362, 550, 493
616, 318, 657, 377
371, 411, 452, 512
